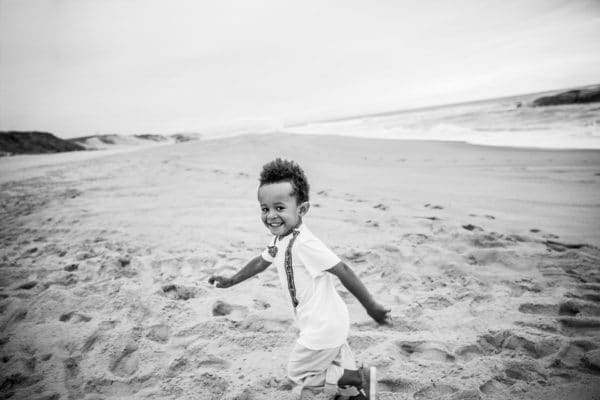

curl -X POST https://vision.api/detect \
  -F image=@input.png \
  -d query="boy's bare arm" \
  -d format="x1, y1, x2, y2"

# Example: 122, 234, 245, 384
208, 256, 271, 288
327, 262, 391, 324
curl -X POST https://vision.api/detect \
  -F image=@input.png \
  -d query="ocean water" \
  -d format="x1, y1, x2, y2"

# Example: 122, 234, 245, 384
286, 93, 600, 149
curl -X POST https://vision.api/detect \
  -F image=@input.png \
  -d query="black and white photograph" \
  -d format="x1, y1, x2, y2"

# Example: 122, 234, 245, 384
1, 1, 599, 399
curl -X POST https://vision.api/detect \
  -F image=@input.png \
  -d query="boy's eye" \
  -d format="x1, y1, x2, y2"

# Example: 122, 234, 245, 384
261, 207, 268, 213
276, 206, 285, 211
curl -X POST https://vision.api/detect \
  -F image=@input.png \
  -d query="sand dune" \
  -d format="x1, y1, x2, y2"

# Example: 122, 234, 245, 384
70, 134, 196, 151
0, 132, 85, 155
1, 133, 599, 399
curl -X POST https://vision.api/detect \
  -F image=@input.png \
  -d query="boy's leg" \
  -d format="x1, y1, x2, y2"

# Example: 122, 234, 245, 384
338, 366, 376, 399
335, 345, 376, 399
337, 369, 361, 387
328, 343, 360, 397
287, 342, 359, 398
287, 342, 340, 397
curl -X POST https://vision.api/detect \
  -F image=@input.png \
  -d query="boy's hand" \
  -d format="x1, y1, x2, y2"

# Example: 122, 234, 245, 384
208, 276, 234, 288
367, 303, 392, 325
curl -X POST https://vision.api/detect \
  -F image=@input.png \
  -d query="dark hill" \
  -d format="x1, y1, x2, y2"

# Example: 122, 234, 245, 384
532, 85, 600, 107
0, 131, 85, 155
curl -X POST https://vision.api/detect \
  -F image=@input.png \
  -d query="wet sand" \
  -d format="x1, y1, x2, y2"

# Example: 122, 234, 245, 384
1, 133, 599, 399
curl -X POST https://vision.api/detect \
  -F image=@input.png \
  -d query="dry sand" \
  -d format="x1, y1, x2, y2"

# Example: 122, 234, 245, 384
1, 133, 600, 399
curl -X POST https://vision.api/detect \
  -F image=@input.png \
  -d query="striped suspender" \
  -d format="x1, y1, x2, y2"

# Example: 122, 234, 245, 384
267, 229, 301, 309
284, 230, 300, 308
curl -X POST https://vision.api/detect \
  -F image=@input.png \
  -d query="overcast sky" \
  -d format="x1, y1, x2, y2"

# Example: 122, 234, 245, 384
1, 0, 599, 138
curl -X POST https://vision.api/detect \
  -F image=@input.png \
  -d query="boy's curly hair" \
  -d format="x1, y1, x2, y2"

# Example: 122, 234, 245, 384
259, 158, 310, 204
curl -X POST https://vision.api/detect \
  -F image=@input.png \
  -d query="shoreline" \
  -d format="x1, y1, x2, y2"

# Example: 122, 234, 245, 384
3, 131, 600, 160
2, 132, 599, 190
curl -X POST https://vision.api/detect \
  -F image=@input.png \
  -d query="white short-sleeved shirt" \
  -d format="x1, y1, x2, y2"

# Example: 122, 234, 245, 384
261, 224, 349, 350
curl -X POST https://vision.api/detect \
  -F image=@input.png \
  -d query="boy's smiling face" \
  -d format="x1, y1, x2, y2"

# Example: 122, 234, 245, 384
257, 181, 309, 236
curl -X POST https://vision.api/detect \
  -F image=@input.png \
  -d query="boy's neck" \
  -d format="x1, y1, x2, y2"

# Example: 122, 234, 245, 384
278, 220, 302, 239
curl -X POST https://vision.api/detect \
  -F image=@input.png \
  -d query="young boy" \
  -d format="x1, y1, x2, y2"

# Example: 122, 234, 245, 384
209, 158, 391, 399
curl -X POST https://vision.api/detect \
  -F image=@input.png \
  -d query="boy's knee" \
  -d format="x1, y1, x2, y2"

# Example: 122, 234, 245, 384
286, 361, 301, 385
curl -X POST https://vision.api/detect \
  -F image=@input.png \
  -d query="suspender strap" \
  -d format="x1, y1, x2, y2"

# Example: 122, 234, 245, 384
284, 230, 300, 308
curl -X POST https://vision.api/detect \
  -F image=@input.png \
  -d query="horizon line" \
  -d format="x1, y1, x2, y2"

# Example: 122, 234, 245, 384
285, 81, 600, 128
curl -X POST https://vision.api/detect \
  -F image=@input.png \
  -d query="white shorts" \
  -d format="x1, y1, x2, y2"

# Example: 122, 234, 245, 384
287, 341, 358, 398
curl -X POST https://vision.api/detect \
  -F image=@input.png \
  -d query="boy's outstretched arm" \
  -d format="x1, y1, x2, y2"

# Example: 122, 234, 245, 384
328, 262, 391, 325
208, 256, 271, 288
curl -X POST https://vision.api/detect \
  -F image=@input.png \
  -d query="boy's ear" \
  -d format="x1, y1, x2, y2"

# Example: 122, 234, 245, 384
298, 201, 310, 216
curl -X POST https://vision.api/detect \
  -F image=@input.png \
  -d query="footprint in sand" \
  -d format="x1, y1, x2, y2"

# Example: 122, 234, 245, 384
571, 283, 600, 303
44, 273, 78, 288
197, 354, 231, 369
83, 375, 156, 397
413, 384, 458, 399
519, 297, 600, 335
480, 362, 546, 396
519, 300, 600, 317
477, 330, 561, 359
583, 349, 600, 371
544, 240, 587, 252
146, 323, 170, 343
212, 300, 248, 318
558, 316, 600, 332
373, 203, 388, 210
167, 356, 189, 376
191, 372, 229, 398
64, 355, 83, 398
63, 263, 78, 272
110, 344, 139, 377
377, 377, 419, 394
16, 281, 37, 290
377, 244, 400, 253
402, 233, 429, 246
567, 291, 600, 303
59, 311, 92, 323
1, 308, 28, 331
81, 320, 118, 353
341, 249, 369, 263
503, 360, 547, 383
421, 295, 453, 310
542, 233, 560, 239
417, 216, 441, 221
462, 224, 483, 232
505, 279, 543, 296
469, 213, 495, 220
395, 341, 456, 363
253, 299, 271, 310
550, 339, 598, 369
161, 284, 204, 300
479, 376, 514, 396
424, 203, 444, 210
347, 334, 387, 352
454, 344, 485, 361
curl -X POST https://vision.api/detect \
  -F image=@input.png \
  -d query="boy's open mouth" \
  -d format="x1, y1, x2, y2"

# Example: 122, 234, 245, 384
268, 221, 283, 227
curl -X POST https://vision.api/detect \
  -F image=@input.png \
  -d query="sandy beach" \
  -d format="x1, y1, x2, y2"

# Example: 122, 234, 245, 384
1, 133, 600, 399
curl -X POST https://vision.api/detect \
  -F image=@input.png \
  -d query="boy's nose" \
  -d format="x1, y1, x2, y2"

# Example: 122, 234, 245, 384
266, 210, 277, 219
